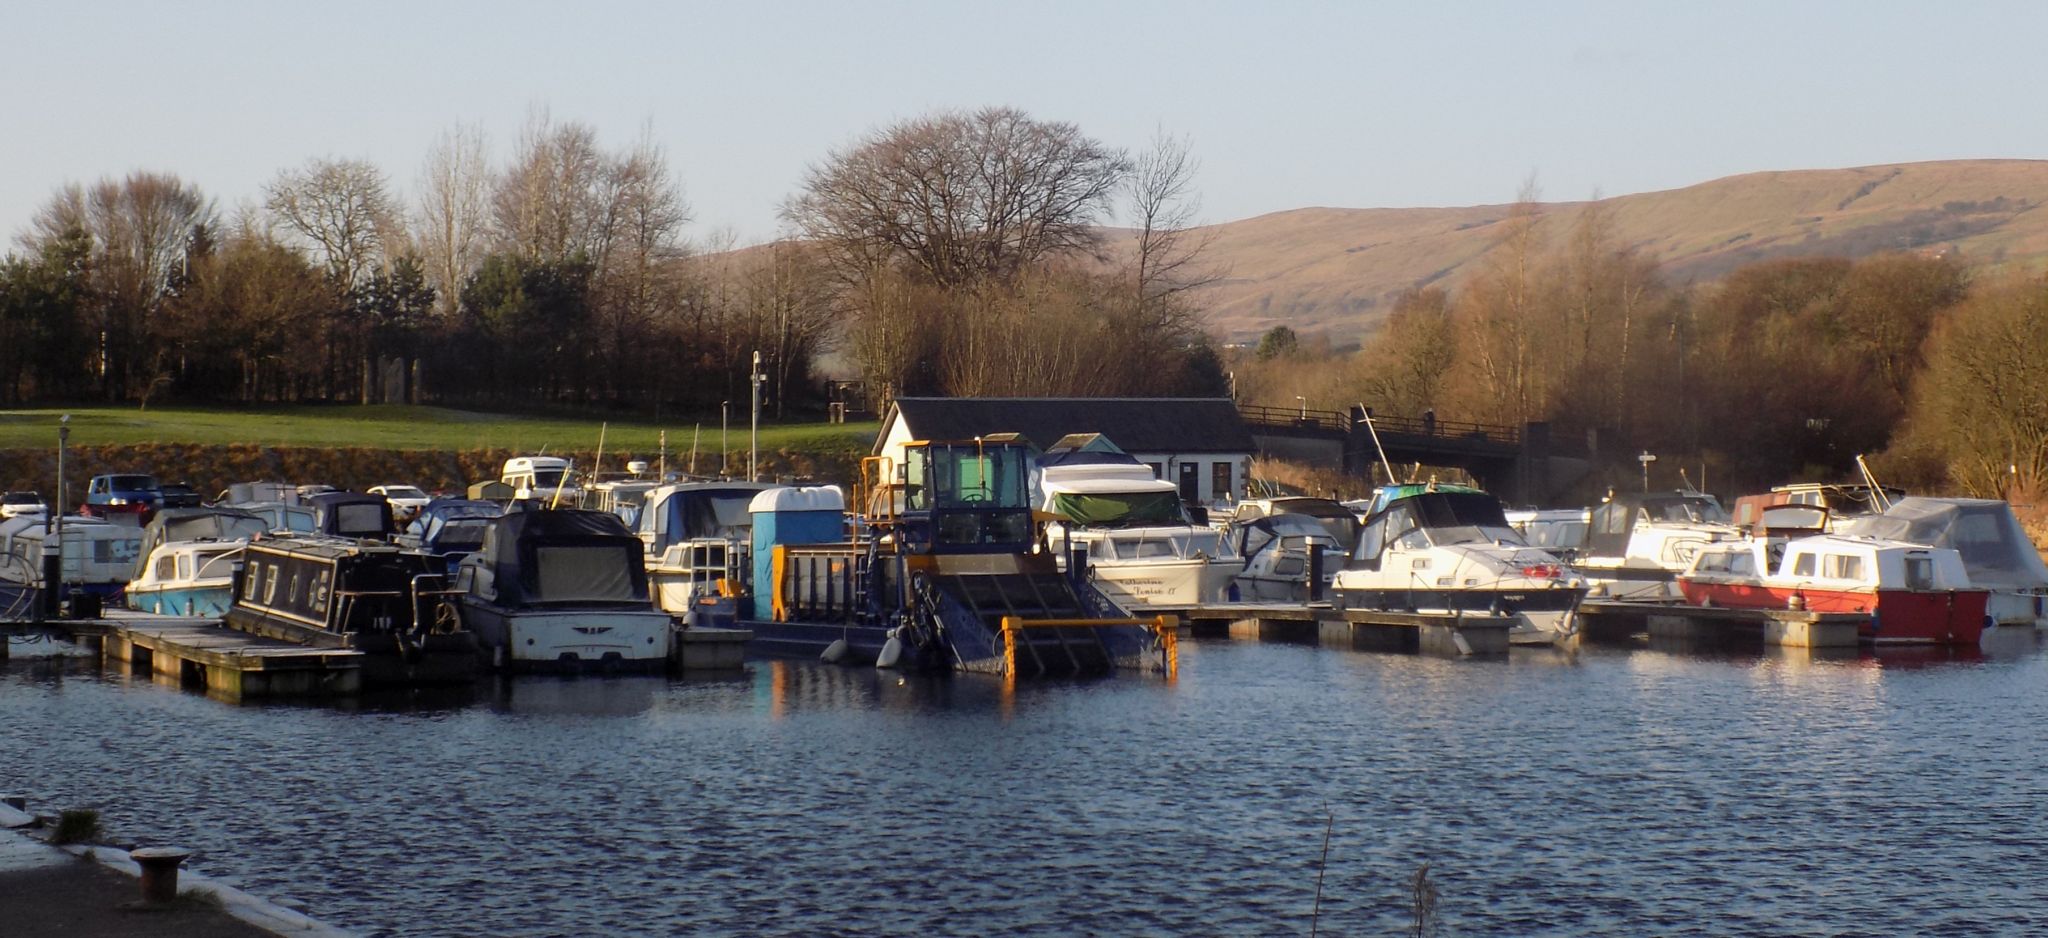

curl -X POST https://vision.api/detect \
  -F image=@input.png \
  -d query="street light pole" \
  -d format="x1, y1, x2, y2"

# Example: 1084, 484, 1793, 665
749, 350, 764, 483
720, 401, 729, 477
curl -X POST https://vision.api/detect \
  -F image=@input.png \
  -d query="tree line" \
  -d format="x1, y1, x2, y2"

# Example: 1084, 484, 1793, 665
1232, 190, 2044, 500
0, 107, 1226, 418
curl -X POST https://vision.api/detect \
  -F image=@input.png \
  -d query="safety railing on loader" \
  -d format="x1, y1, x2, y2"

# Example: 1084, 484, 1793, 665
997, 615, 1180, 680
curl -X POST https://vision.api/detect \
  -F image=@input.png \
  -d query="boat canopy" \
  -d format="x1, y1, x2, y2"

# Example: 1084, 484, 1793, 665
641, 483, 777, 552
133, 507, 267, 579
1583, 492, 1729, 558
479, 508, 649, 608
307, 492, 396, 540
1839, 497, 2048, 591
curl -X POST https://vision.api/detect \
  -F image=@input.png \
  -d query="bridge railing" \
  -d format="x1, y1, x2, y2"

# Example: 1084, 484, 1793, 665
1238, 404, 1521, 447
1237, 403, 1350, 433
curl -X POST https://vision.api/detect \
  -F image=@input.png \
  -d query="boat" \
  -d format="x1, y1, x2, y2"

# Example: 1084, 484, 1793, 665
125, 507, 269, 617
1680, 529, 1989, 645
1837, 497, 2048, 629
305, 492, 398, 541
746, 439, 1177, 678
1505, 508, 1591, 559
395, 498, 502, 571
1332, 483, 1588, 646
0, 514, 145, 607
635, 480, 780, 625
1037, 446, 1242, 608
1573, 490, 1742, 601
225, 536, 477, 683
452, 506, 673, 672
1223, 499, 1357, 602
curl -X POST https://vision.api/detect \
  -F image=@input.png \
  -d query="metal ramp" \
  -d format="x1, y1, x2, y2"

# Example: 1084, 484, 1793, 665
929, 572, 1167, 678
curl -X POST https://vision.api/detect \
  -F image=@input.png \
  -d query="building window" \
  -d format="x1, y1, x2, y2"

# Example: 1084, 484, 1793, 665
1145, 462, 1163, 479
1212, 461, 1233, 501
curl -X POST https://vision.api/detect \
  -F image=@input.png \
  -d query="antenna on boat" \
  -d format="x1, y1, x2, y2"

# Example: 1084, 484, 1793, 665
1855, 455, 1894, 512
1356, 405, 1400, 485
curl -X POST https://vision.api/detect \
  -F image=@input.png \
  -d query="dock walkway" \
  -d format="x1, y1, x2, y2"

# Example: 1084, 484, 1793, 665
1579, 600, 1864, 648
16, 609, 367, 699
1160, 602, 1511, 656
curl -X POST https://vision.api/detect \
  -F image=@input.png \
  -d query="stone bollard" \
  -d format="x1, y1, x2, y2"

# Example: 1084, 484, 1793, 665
130, 847, 193, 904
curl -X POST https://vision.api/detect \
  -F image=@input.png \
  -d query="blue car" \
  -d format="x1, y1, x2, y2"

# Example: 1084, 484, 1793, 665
84, 473, 163, 524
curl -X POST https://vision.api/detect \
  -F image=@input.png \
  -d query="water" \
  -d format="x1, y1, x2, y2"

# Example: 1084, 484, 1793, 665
4, 635, 2047, 936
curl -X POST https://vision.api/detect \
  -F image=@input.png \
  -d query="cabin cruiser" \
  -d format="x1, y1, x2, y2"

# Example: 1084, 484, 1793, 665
454, 507, 673, 671
636, 481, 779, 624
397, 498, 503, 571
502, 456, 580, 503
0, 514, 144, 604
1838, 497, 2048, 629
1038, 450, 1241, 608
1505, 508, 1591, 558
1225, 498, 1357, 602
1574, 491, 1741, 601
1333, 483, 1588, 645
1681, 525, 1988, 645
125, 507, 268, 617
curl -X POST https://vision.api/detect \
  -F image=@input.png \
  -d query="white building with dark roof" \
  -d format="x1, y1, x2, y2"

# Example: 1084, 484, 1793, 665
874, 397, 1256, 504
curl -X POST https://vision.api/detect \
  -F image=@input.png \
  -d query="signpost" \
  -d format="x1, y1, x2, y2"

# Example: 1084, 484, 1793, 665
1638, 450, 1657, 492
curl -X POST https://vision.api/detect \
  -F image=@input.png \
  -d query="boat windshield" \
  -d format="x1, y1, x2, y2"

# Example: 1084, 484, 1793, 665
1646, 497, 1728, 524
1101, 528, 1233, 561
193, 547, 240, 580
671, 492, 758, 540
531, 470, 567, 489
1386, 492, 1525, 549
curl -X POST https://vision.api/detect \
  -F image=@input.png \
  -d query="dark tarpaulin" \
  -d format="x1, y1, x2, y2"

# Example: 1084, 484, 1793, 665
1050, 491, 1185, 526
482, 508, 650, 608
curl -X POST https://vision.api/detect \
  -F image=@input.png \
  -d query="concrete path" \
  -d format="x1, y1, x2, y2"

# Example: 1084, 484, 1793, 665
0, 803, 350, 937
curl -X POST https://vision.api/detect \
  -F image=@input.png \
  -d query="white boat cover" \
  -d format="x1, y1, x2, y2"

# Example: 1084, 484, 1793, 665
749, 486, 845, 514
1839, 497, 2048, 591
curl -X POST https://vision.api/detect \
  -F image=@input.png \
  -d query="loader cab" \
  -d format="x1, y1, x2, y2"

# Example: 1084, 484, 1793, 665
895, 440, 1036, 554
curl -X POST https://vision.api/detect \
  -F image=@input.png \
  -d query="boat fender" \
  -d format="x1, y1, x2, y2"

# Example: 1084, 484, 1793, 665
821, 639, 850, 665
876, 636, 905, 670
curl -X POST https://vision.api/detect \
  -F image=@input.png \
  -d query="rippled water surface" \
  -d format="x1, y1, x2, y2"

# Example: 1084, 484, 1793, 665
5, 633, 2047, 936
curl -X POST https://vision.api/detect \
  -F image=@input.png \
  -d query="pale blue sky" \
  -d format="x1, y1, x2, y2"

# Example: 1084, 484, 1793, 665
5, 1, 2044, 247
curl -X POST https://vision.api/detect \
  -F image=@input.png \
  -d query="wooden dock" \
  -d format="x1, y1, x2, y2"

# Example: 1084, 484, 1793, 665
1578, 600, 1864, 648
1166, 603, 1509, 657
98, 613, 365, 699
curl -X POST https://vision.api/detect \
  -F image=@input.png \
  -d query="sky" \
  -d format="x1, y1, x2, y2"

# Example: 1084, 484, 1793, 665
6, 1, 2047, 248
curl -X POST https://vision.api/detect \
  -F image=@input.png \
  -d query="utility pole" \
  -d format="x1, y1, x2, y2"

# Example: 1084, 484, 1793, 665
720, 401, 729, 478
749, 350, 764, 482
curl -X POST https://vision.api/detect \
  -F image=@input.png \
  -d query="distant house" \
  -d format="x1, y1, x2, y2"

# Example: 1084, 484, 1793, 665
874, 397, 1256, 503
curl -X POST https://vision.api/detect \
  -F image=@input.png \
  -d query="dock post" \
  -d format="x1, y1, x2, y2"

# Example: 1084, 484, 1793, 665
1307, 548, 1325, 602
130, 847, 192, 904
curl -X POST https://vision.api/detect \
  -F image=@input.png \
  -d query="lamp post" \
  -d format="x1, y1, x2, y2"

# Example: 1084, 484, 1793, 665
720, 401, 729, 477
749, 350, 764, 483
1638, 450, 1657, 493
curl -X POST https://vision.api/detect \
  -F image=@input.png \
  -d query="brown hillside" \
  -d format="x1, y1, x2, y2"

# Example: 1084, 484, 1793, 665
1146, 159, 2048, 342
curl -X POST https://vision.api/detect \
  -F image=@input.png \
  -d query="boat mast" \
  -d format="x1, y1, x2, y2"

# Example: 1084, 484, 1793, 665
1357, 407, 1400, 484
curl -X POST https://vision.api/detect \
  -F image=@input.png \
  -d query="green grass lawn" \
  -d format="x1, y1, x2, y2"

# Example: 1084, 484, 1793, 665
0, 405, 879, 455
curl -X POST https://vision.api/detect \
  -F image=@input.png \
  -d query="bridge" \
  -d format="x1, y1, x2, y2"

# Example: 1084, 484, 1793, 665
1238, 404, 1584, 504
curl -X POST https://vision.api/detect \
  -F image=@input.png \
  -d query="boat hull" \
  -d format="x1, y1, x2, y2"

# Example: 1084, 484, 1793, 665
1090, 559, 1244, 608
1334, 586, 1584, 646
1678, 581, 1988, 645
462, 602, 674, 672
127, 584, 233, 618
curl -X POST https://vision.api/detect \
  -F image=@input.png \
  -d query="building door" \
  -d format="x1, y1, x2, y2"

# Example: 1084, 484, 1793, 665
1178, 462, 1200, 501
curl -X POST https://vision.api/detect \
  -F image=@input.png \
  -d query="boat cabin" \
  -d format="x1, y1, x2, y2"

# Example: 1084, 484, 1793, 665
502, 456, 578, 501
307, 492, 398, 540
1686, 534, 1971, 593
461, 508, 652, 610
0, 515, 144, 595
1349, 489, 1522, 572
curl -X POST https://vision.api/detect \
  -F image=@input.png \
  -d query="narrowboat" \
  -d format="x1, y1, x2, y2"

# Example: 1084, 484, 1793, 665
225, 536, 477, 683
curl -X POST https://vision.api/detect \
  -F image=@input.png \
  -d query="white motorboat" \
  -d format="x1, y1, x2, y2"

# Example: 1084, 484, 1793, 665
125, 507, 268, 617
454, 507, 672, 671
1039, 451, 1242, 608
1224, 497, 1357, 603
1574, 491, 1742, 601
1333, 483, 1587, 646
636, 481, 780, 625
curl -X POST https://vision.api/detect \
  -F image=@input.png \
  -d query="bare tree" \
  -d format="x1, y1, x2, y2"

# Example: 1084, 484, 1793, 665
492, 109, 606, 264
417, 123, 491, 316
785, 106, 1131, 288
264, 158, 396, 287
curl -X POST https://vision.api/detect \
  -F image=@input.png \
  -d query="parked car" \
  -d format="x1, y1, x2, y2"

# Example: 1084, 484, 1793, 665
83, 473, 162, 524
367, 484, 432, 523
159, 482, 204, 509
0, 491, 47, 520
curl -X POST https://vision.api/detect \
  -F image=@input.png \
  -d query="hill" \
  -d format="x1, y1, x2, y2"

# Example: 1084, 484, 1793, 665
1167, 159, 2048, 342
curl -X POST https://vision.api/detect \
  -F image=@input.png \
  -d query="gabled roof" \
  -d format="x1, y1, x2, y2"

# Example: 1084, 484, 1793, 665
881, 397, 1255, 455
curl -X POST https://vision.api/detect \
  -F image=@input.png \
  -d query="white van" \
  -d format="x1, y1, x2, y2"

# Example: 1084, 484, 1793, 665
502, 456, 579, 502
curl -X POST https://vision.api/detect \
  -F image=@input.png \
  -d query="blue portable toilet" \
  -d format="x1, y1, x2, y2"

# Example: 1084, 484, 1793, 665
749, 486, 848, 620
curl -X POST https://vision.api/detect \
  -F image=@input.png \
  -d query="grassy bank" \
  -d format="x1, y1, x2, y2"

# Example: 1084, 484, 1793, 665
0, 405, 878, 499
0, 405, 876, 453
